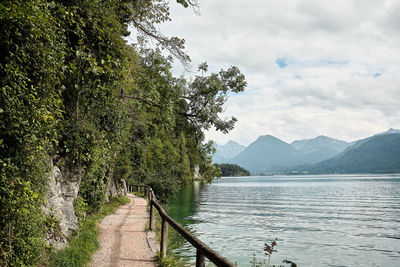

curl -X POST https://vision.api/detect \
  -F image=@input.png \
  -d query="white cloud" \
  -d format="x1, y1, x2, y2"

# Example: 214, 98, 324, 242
147, 0, 400, 145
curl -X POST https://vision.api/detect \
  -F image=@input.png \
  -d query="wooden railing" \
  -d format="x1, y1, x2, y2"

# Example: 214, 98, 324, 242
127, 184, 235, 267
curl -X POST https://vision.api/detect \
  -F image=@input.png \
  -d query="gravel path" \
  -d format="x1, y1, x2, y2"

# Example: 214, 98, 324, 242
91, 194, 158, 267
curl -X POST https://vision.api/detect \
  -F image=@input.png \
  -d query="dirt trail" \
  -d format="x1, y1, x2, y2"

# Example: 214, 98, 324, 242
91, 194, 158, 267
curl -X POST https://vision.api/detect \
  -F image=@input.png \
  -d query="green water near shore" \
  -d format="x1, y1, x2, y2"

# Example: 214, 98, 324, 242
167, 181, 205, 226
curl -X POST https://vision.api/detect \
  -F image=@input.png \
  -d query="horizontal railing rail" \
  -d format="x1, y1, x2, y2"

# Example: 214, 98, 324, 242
127, 184, 235, 267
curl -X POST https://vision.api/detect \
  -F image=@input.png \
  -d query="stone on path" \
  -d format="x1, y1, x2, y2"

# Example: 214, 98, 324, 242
91, 194, 158, 267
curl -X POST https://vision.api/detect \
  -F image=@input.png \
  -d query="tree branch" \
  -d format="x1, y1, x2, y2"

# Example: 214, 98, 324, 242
123, 95, 162, 108
132, 18, 191, 69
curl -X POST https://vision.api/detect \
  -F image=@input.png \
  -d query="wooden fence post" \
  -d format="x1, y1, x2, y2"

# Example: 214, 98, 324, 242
196, 250, 206, 267
160, 218, 168, 258
149, 193, 154, 230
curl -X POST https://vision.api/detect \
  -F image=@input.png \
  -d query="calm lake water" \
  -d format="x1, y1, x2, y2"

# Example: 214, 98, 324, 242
166, 175, 400, 266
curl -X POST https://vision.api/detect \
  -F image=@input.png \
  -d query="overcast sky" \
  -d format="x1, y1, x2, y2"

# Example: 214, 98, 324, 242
153, 0, 400, 145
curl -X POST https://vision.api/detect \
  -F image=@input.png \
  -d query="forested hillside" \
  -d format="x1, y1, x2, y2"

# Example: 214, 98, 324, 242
214, 163, 250, 177
0, 0, 246, 265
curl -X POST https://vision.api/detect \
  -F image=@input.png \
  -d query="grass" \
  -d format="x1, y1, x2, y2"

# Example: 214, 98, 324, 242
152, 205, 190, 267
51, 195, 130, 267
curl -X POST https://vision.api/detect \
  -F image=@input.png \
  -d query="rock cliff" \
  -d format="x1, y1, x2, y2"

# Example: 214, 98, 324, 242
43, 157, 84, 249
43, 156, 128, 249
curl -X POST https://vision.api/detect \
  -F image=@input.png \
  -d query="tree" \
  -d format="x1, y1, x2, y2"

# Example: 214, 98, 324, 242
0, 0, 246, 264
0, 1, 65, 264
214, 163, 250, 177
179, 62, 247, 140
124, 50, 246, 187
177, 132, 192, 183
128, 0, 199, 67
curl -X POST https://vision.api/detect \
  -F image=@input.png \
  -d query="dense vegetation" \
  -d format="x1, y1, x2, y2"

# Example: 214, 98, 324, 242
0, 0, 246, 265
214, 163, 250, 176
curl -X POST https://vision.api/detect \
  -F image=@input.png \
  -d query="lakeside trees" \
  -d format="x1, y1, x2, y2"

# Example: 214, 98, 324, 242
0, 0, 246, 265
214, 163, 250, 177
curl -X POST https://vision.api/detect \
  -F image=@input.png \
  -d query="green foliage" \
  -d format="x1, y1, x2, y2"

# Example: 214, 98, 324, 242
214, 163, 250, 177
181, 63, 247, 134
52, 195, 129, 267
77, 141, 109, 214
158, 252, 188, 267
250, 252, 267, 267
177, 132, 192, 183
73, 196, 88, 224
0, 0, 65, 264
123, 49, 245, 200
1, 0, 246, 264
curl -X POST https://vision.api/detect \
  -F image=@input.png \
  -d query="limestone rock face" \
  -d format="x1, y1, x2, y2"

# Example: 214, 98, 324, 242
43, 155, 127, 250
43, 158, 84, 250
104, 153, 127, 202
105, 176, 127, 201
120, 179, 127, 196
194, 165, 200, 179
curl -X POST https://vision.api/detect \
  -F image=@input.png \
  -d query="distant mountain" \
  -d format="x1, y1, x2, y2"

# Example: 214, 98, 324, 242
228, 134, 349, 174
229, 135, 298, 174
290, 135, 350, 165
212, 140, 245, 163
291, 135, 349, 153
378, 128, 400, 135
290, 133, 400, 174
347, 128, 400, 149
218, 129, 400, 175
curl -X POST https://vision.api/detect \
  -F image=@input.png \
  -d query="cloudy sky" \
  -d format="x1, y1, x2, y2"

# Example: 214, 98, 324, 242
153, 0, 400, 145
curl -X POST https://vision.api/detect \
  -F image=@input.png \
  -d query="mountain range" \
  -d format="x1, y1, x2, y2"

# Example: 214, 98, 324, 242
213, 129, 400, 175
292, 132, 400, 174
212, 141, 245, 163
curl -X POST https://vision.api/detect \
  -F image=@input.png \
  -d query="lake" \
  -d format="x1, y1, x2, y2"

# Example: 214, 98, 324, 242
166, 174, 400, 266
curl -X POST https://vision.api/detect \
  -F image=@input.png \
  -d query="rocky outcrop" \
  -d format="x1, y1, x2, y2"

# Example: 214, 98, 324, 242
43, 158, 84, 250
43, 155, 127, 250
194, 165, 200, 179
104, 156, 127, 201
120, 179, 128, 196
105, 177, 127, 201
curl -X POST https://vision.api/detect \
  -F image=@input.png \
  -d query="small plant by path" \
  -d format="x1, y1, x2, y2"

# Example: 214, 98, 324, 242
250, 238, 297, 267
264, 238, 278, 267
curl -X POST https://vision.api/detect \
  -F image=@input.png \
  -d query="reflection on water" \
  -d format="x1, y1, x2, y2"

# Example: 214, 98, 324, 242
167, 175, 400, 266
167, 181, 207, 226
